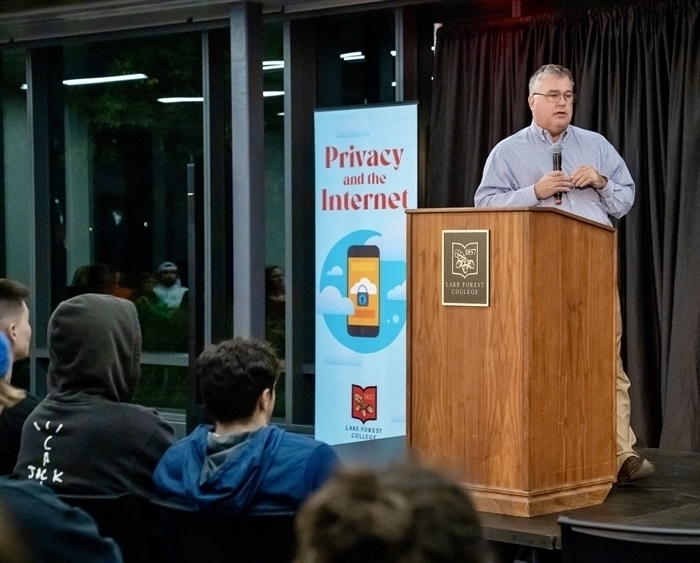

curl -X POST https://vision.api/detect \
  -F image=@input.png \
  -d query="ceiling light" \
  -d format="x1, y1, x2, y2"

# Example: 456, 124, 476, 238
263, 91, 284, 97
277, 112, 284, 116
340, 51, 363, 59
62, 73, 148, 86
391, 50, 396, 56
342, 54, 366, 62
20, 84, 27, 90
263, 60, 284, 70
158, 97, 204, 103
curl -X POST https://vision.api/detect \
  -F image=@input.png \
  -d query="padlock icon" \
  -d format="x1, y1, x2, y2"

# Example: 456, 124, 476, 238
357, 284, 369, 307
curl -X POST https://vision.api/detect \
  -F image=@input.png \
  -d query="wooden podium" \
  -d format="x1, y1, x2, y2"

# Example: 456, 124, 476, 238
406, 208, 617, 517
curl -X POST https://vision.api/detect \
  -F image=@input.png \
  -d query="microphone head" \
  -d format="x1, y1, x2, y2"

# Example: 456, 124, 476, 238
552, 143, 563, 155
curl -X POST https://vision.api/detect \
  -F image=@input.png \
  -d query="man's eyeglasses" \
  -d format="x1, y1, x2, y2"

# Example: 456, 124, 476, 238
532, 91, 577, 103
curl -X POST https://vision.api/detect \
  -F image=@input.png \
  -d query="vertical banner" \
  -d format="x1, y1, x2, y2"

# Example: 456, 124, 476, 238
314, 103, 418, 445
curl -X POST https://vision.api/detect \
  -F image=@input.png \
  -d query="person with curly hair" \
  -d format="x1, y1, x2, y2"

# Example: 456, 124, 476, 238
153, 337, 340, 514
295, 462, 486, 563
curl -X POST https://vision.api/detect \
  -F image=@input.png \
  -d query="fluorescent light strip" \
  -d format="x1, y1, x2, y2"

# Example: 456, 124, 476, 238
263, 60, 284, 70
158, 97, 204, 103
342, 54, 365, 61
159, 93, 282, 102
340, 51, 362, 59
62, 73, 148, 86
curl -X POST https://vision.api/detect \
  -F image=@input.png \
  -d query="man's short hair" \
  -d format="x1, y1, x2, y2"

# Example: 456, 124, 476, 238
295, 463, 485, 563
198, 338, 280, 423
0, 279, 29, 324
529, 64, 575, 95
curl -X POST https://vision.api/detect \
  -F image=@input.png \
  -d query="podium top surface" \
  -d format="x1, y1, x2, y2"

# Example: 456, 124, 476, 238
405, 206, 615, 232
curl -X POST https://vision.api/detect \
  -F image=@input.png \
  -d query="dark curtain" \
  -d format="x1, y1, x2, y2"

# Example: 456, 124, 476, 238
428, 0, 700, 451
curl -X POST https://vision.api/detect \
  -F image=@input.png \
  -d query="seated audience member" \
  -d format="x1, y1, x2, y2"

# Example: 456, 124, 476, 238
66, 264, 133, 300
13, 294, 174, 497
0, 477, 123, 563
294, 463, 485, 563
0, 279, 39, 476
153, 262, 188, 309
103, 265, 134, 301
265, 265, 286, 359
154, 338, 340, 513
133, 272, 188, 353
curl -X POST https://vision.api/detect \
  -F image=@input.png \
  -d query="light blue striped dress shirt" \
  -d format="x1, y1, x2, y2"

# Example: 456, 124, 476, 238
474, 121, 635, 226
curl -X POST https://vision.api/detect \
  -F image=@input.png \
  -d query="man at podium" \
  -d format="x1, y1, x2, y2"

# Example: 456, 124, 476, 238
473, 63, 654, 484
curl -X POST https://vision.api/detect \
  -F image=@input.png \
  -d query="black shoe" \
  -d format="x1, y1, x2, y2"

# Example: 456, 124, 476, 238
617, 456, 655, 484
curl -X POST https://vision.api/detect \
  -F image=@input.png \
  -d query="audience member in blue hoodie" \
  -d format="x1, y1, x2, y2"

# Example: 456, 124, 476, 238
153, 337, 340, 513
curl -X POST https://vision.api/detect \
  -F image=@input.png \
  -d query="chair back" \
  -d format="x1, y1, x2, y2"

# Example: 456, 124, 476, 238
559, 516, 700, 563
153, 499, 296, 563
59, 493, 165, 563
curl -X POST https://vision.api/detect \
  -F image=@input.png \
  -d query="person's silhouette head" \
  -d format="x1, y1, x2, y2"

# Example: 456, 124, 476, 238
295, 462, 485, 563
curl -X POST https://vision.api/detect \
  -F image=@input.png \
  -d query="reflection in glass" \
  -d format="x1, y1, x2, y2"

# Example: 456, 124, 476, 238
1, 49, 31, 285
265, 265, 285, 358
263, 22, 286, 418
317, 11, 396, 107
1, 48, 32, 390
58, 34, 202, 409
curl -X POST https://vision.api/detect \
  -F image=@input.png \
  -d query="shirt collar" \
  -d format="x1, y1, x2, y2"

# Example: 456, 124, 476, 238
530, 120, 570, 145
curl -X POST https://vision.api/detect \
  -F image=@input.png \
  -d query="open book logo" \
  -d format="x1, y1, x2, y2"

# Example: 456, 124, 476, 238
452, 242, 478, 278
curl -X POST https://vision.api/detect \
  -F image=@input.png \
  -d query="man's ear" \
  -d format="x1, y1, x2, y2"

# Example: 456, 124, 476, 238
259, 388, 273, 410
4, 324, 16, 345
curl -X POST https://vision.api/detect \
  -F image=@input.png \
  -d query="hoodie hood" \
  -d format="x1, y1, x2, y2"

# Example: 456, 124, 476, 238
47, 293, 141, 402
155, 424, 285, 513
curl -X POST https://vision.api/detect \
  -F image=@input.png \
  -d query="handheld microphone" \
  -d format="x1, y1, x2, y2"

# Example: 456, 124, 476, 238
552, 143, 563, 204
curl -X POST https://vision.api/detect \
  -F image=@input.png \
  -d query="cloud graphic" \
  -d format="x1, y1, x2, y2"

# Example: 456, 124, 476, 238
324, 349, 362, 367
326, 265, 343, 276
317, 286, 354, 315
365, 217, 407, 260
349, 278, 378, 295
387, 281, 406, 300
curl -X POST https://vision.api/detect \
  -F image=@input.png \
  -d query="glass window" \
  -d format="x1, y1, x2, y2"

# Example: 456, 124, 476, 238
1, 49, 31, 286
55, 34, 203, 411
263, 21, 286, 418
1, 48, 32, 390
317, 10, 396, 108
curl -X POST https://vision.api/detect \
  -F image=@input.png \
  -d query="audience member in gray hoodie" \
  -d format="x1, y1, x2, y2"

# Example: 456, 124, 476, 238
13, 294, 174, 498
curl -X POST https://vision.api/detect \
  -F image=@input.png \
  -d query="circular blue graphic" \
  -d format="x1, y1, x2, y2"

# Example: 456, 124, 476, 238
319, 230, 406, 354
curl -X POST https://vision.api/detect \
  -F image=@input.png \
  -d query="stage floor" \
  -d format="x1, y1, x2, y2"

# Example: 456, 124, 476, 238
332, 440, 700, 551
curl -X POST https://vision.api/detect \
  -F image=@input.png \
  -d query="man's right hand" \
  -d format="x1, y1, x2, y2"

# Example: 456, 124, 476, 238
534, 171, 573, 200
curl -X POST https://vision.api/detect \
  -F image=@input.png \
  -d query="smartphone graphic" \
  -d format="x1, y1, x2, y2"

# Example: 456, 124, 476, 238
347, 245, 380, 338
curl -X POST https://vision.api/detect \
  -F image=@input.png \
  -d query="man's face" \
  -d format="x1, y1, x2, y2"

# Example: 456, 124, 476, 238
7, 301, 32, 361
528, 74, 574, 138
270, 268, 284, 291
159, 270, 178, 287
